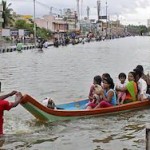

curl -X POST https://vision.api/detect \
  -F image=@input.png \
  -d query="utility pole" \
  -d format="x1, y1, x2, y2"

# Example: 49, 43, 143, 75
80, 0, 83, 20
87, 6, 90, 19
33, 0, 36, 48
50, 7, 53, 15
76, 0, 80, 21
106, 0, 108, 38
97, 0, 101, 37
97, 0, 100, 21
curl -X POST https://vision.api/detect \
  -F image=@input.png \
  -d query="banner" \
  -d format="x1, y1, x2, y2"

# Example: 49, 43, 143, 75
99, 16, 107, 19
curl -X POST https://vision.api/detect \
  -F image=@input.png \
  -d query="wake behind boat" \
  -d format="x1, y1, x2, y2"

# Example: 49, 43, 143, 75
21, 94, 150, 123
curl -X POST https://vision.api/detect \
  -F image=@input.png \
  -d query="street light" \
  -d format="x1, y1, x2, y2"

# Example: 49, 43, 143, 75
33, 0, 36, 48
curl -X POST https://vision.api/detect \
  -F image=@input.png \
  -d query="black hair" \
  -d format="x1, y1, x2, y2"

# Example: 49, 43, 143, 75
102, 73, 111, 80
135, 65, 144, 73
118, 73, 126, 79
103, 77, 114, 89
94, 75, 102, 85
129, 71, 136, 79
133, 68, 143, 78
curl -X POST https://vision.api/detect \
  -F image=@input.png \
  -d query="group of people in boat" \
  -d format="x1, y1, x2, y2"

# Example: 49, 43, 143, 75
86, 65, 150, 110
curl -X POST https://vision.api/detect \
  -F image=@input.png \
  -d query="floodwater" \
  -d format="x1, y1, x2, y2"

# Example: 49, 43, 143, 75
0, 36, 150, 150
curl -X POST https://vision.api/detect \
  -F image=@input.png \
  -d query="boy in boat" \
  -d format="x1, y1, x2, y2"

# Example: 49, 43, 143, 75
0, 91, 23, 135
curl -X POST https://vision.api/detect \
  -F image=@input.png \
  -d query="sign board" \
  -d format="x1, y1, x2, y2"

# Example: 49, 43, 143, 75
19, 29, 24, 36
10, 30, 18, 36
2, 29, 10, 36
99, 16, 107, 19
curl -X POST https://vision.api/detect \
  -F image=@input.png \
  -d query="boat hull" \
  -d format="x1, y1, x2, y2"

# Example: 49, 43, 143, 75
21, 94, 150, 122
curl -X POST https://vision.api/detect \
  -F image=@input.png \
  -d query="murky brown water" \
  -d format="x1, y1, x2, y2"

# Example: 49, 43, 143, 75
0, 36, 150, 149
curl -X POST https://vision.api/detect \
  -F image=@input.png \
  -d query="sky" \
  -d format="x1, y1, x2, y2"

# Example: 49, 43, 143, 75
6, 0, 150, 26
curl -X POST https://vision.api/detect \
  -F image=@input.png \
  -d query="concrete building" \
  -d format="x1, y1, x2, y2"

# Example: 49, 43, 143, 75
36, 15, 68, 32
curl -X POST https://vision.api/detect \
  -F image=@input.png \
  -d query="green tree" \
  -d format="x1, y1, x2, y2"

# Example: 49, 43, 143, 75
139, 25, 148, 35
15, 19, 52, 39
36, 27, 52, 39
15, 19, 34, 34
2, 0, 14, 28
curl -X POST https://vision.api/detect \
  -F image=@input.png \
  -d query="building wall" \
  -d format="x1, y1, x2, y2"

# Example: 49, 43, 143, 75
35, 15, 68, 33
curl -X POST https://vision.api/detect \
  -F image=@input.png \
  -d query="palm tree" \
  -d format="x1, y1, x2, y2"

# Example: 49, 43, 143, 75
2, 0, 14, 28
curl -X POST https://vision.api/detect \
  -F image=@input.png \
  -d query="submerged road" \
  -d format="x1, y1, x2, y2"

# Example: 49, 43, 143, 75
0, 36, 150, 149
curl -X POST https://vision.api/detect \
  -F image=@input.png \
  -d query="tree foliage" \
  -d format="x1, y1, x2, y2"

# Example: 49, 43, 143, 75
127, 25, 148, 35
15, 19, 34, 33
2, 0, 14, 28
15, 19, 52, 39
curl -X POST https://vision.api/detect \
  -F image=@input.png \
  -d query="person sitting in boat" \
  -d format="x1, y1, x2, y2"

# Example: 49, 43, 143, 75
116, 71, 137, 104
95, 77, 117, 108
102, 73, 111, 81
101, 73, 111, 87
133, 68, 149, 101
88, 75, 102, 101
42, 97, 56, 109
86, 84, 103, 109
134, 65, 150, 94
116, 73, 127, 104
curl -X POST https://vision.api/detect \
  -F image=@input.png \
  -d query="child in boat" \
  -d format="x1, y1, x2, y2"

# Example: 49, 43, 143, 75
116, 71, 137, 103
116, 73, 127, 104
86, 84, 103, 109
88, 75, 102, 101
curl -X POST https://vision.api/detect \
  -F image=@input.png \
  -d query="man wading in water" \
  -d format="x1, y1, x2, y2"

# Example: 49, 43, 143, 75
0, 91, 23, 135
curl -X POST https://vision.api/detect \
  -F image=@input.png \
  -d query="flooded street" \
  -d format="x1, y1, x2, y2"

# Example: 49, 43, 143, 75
0, 36, 150, 149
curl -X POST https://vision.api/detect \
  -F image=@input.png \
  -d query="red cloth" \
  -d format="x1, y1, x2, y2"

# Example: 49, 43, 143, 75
99, 100, 112, 108
88, 84, 95, 101
0, 100, 13, 134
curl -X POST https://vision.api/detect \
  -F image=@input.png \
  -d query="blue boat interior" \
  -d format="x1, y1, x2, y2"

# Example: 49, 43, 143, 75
56, 99, 89, 110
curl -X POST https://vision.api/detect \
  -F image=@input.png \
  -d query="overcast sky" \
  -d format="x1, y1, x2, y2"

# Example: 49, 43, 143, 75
7, 0, 150, 25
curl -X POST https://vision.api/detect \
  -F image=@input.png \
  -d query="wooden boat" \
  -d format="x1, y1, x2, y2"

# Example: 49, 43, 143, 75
21, 94, 150, 123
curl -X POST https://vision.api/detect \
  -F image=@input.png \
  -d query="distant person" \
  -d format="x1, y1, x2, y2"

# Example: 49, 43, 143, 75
116, 71, 137, 103
116, 73, 127, 104
135, 65, 150, 94
0, 91, 23, 135
16, 40, 23, 51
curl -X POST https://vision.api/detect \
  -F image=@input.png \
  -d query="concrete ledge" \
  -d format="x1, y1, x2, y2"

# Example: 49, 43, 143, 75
0, 45, 36, 53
